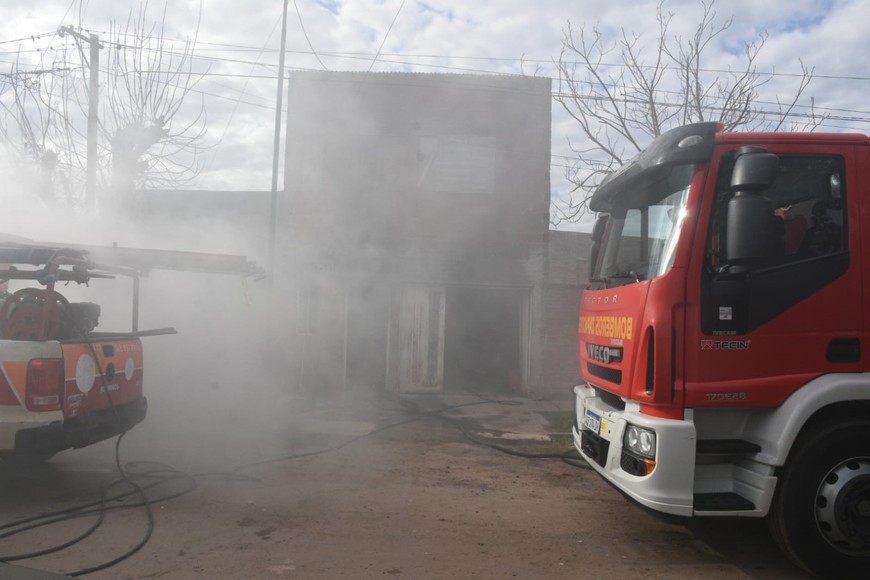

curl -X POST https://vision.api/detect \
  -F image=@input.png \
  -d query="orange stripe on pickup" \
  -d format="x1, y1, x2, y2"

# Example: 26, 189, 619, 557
0, 366, 21, 405
0, 360, 27, 405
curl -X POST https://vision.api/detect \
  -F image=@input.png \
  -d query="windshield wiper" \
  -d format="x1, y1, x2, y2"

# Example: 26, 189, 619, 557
588, 276, 609, 289
611, 270, 641, 282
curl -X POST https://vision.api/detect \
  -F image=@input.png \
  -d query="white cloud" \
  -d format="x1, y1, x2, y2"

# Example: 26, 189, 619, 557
1, 0, 867, 231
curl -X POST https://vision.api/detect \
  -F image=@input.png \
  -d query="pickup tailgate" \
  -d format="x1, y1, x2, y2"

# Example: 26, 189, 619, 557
62, 339, 143, 418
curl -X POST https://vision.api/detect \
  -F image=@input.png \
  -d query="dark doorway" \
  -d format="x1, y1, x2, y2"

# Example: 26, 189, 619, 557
443, 286, 525, 394
346, 284, 389, 391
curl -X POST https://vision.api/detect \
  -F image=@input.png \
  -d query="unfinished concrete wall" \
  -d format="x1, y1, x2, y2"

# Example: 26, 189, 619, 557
280, 71, 554, 399
539, 230, 593, 397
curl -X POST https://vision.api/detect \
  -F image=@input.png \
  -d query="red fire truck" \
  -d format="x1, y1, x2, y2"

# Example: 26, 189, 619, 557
573, 122, 870, 576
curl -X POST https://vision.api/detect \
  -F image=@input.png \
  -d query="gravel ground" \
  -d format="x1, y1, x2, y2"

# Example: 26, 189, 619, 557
0, 392, 811, 579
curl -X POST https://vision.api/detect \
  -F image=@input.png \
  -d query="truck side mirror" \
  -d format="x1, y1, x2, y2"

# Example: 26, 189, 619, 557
590, 215, 609, 279
726, 193, 776, 266
730, 152, 779, 192
725, 153, 780, 268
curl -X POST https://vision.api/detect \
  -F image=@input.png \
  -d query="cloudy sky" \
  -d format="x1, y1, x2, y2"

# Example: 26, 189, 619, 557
1, 0, 868, 231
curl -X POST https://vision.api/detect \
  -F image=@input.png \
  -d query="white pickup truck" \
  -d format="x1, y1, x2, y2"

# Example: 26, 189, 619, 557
0, 240, 259, 462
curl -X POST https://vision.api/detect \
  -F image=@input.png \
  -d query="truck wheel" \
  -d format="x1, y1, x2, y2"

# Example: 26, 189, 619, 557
768, 420, 870, 577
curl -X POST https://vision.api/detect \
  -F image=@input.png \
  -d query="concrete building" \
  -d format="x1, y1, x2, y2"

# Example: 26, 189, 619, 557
277, 71, 590, 400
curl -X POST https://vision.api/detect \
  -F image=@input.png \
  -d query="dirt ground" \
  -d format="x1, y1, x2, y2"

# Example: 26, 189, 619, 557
0, 392, 812, 579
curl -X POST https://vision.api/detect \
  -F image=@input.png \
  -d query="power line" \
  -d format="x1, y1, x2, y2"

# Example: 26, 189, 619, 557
293, 0, 328, 71
367, 0, 406, 73
12, 26, 870, 85
5, 31, 870, 137
10, 28, 870, 91
61, 28, 870, 83
6, 48, 870, 129
7, 62, 869, 131
0, 32, 56, 46
203, 8, 285, 177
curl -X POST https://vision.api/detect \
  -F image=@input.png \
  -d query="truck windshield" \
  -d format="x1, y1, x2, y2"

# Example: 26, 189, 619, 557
591, 164, 694, 289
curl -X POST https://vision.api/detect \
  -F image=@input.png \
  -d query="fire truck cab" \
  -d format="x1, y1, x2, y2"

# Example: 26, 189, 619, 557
573, 122, 870, 576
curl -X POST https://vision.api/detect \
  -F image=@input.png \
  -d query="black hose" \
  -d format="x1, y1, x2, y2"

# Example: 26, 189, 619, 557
1, 392, 588, 576
232, 393, 591, 472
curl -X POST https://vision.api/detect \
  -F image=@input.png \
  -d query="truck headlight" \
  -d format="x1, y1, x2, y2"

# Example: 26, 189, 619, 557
624, 424, 656, 459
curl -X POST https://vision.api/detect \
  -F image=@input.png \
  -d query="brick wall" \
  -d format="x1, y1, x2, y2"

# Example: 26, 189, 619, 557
539, 230, 592, 395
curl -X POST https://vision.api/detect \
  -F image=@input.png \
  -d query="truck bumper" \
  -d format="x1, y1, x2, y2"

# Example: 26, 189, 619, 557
13, 397, 147, 455
574, 384, 696, 517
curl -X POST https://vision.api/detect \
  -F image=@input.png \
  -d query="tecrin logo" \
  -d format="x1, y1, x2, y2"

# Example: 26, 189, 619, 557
702, 339, 751, 351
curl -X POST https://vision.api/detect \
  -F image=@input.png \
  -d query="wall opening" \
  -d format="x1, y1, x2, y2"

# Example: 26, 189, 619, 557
346, 284, 389, 391
444, 286, 525, 395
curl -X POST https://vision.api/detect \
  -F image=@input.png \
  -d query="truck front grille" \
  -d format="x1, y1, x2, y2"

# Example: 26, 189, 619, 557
587, 363, 622, 385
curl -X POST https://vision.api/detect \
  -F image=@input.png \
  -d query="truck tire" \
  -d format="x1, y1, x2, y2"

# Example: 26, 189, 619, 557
768, 420, 870, 577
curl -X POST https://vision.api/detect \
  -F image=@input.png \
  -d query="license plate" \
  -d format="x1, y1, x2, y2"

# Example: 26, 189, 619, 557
583, 409, 613, 440
583, 409, 601, 434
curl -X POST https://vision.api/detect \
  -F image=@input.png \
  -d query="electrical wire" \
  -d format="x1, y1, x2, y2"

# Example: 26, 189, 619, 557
6, 23, 870, 122
5, 30, 870, 130
0, 32, 57, 46
13, 26, 870, 85
293, 0, 328, 71
366, 0, 406, 73
202, 10, 284, 176
9, 27, 870, 88
4, 50, 870, 129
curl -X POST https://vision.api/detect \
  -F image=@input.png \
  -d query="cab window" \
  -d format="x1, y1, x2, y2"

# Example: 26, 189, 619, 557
708, 155, 846, 269
702, 154, 848, 336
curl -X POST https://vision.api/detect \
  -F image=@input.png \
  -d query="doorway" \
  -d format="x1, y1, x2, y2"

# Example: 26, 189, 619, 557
443, 286, 526, 395
346, 284, 389, 391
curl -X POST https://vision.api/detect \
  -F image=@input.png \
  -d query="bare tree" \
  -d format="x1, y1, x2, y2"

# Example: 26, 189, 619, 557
552, 0, 826, 225
0, 55, 79, 205
100, 1, 208, 200
0, 1, 207, 211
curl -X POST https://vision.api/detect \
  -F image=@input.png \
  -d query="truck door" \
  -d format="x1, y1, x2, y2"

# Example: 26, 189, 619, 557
685, 146, 862, 407
861, 145, 870, 374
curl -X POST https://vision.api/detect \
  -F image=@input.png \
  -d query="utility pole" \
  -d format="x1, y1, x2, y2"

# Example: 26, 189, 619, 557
59, 26, 102, 210
269, 0, 290, 277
